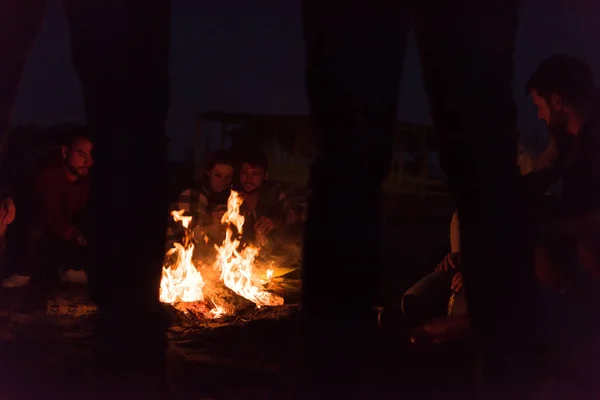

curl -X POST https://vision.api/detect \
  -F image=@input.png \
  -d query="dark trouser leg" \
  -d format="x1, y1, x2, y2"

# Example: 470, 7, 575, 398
63, 241, 90, 272
19, 227, 57, 278
21, 227, 62, 306
415, 0, 541, 387
62, 0, 171, 383
302, 1, 410, 389
0, 0, 46, 185
0, 0, 46, 137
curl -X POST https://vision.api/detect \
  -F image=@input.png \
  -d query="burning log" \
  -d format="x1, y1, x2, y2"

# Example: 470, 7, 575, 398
202, 281, 256, 315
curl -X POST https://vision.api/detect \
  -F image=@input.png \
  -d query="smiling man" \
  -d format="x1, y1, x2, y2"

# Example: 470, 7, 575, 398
235, 149, 287, 246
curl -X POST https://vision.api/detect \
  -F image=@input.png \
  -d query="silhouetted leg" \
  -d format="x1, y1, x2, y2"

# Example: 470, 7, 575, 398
415, 0, 541, 389
0, 0, 46, 190
63, 0, 171, 388
302, 1, 409, 391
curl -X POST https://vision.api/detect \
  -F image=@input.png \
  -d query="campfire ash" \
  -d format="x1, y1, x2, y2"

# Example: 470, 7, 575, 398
160, 191, 284, 318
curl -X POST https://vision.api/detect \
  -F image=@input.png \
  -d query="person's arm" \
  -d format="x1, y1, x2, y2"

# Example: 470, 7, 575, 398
33, 169, 78, 240
541, 209, 600, 241
449, 211, 460, 253
270, 185, 289, 227
541, 130, 600, 239
522, 168, 560, 200
542, 130, 600, 241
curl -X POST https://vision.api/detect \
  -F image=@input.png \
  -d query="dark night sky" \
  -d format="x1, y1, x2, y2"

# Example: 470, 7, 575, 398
10, 0, 600, 161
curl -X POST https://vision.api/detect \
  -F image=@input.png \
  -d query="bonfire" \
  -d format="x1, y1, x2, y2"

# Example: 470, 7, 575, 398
159, 191, 284, 318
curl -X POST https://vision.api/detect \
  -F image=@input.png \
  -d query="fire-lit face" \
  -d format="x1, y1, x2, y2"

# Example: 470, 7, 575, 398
207, 163, 234, 193
62, 137, 93, 179
239, 163, 266, 194
530, 89, 568, 128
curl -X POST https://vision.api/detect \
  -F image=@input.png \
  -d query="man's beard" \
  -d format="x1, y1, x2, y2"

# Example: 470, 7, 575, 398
547, 110, 576, 167
547, 109, 568, 131
64, 161, 87, 178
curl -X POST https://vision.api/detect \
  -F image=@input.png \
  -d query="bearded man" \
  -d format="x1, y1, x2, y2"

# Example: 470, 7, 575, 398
525, 55, 600, 294
2, 133, 92, 290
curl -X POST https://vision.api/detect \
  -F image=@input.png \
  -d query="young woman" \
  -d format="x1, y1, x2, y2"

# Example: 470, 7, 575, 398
168, 150, 235, 248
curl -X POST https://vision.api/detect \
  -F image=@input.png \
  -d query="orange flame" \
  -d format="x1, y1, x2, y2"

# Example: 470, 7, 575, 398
159, 210, 204, 304
213, 191, 284, 307
159, 191, 284, 317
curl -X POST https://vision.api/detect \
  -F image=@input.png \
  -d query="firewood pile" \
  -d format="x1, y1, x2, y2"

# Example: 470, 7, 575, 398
165, 276, 301, 337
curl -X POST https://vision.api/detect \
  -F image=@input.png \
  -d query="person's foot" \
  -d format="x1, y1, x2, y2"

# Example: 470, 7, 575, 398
1, 273, 30, 288
59, 269, 88, 284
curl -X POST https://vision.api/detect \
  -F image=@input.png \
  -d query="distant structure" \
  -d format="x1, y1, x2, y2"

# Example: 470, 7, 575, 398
194, 111, 448, 196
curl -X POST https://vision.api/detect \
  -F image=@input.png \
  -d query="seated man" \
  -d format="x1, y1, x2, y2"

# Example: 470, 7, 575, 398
525, 56, 600, 296
235, 149, 288, 247
2, 133, 93, 288
401, 211, 467, 325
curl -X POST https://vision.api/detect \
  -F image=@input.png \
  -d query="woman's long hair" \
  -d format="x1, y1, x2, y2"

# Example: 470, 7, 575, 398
198, 150, 236, 198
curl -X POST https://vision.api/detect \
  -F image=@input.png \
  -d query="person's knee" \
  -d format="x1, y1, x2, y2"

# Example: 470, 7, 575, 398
401, 293, 420, 319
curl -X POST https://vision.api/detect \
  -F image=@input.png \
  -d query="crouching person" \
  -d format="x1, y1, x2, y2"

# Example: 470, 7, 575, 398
401, 211, 467, 325
2, 134, 93, 289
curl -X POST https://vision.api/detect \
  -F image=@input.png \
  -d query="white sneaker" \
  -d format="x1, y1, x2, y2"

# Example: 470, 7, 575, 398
2, 274, 31, 288
59, 269, 88, 285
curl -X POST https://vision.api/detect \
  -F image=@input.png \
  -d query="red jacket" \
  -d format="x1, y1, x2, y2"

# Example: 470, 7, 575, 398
33, 156, 90, 240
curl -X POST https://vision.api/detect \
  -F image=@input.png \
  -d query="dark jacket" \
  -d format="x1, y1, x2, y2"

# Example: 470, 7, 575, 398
32, 156, 90, 239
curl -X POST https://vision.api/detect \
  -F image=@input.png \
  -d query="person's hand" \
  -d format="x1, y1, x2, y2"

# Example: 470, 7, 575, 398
0, 199, 13, 237
435, 251, 461, 272
212, 205, 227, 224
66, 226, 87, 246
212, 210, 226, 226
0, 197, 15, 225
255, 231, 268, 247
254, 216, 275, 237
0, 197, 15, 236
75, 233, 87, 246
285, 209, 299, 225
451, 272, 463, 292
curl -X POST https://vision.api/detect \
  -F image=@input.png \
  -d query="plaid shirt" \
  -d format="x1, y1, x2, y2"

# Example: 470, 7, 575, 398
174, 186, 211, 225
166, 184, 229, 248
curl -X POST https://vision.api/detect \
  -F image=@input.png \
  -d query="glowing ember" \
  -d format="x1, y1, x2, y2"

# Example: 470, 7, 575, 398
159, 191, 284, 318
